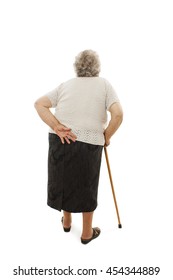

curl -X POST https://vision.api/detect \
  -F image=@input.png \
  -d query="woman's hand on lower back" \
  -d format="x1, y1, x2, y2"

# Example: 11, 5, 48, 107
54, 124, 77, 144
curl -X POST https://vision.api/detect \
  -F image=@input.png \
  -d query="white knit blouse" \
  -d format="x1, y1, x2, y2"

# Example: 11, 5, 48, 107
46, 77, 119, 146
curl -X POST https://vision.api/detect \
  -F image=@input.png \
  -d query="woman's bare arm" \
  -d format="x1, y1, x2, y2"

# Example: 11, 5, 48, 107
34, 96, 77, 144
104, 102, 123, 146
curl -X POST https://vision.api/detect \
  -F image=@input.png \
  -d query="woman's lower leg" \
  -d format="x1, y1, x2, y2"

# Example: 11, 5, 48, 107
63, 211, 72, 228
81, 211, 94, 239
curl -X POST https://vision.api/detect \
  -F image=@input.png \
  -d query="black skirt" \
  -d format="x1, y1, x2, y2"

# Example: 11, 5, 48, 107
47, 133, 103, 213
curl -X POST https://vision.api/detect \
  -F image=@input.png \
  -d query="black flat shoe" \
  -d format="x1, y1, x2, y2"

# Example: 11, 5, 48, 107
81, 227, 101, 244
61, 217, 71, 232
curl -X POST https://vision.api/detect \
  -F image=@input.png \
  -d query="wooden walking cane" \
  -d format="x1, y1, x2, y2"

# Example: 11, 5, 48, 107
104, 146, 122, 228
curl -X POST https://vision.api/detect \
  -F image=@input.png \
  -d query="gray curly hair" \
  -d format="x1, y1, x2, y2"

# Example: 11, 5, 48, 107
74, 50, 101, 77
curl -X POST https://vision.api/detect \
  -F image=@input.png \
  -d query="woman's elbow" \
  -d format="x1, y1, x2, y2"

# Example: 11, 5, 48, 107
116, 114, 123, 127
34, 100, 43, 112
34, 100, 39, 110
115, 108, 123, 124
34, 100, 38, 107
34, 96, 52, 110
110, 103, 123, 124
119, 110, 123, 124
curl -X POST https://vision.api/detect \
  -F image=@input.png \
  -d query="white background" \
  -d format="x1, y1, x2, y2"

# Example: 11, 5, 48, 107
0, 0, 173, 279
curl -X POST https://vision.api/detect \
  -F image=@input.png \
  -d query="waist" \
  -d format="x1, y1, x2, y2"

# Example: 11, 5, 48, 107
49, 126, 105, 146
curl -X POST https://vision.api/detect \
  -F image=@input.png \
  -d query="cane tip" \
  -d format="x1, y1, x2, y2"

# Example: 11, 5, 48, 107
118, 224, 122, 228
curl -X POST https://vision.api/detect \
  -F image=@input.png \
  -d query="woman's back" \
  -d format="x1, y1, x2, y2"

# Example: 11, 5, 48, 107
47, 77, 119, 145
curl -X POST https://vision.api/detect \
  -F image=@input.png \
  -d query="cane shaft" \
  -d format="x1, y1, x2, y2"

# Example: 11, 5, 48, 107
104, 146, 121, 226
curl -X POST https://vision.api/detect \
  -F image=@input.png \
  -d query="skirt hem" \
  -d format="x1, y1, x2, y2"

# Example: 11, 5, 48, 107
47, 202, 97, 213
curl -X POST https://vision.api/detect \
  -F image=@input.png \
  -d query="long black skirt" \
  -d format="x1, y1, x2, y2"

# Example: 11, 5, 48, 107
47, 133, 103, 213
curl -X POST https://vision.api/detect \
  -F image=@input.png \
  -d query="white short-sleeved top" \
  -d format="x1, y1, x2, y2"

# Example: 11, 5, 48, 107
46, 77, 119, 146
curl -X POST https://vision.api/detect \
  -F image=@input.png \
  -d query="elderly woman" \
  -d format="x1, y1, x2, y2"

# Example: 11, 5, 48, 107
34, 50, 123, 244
